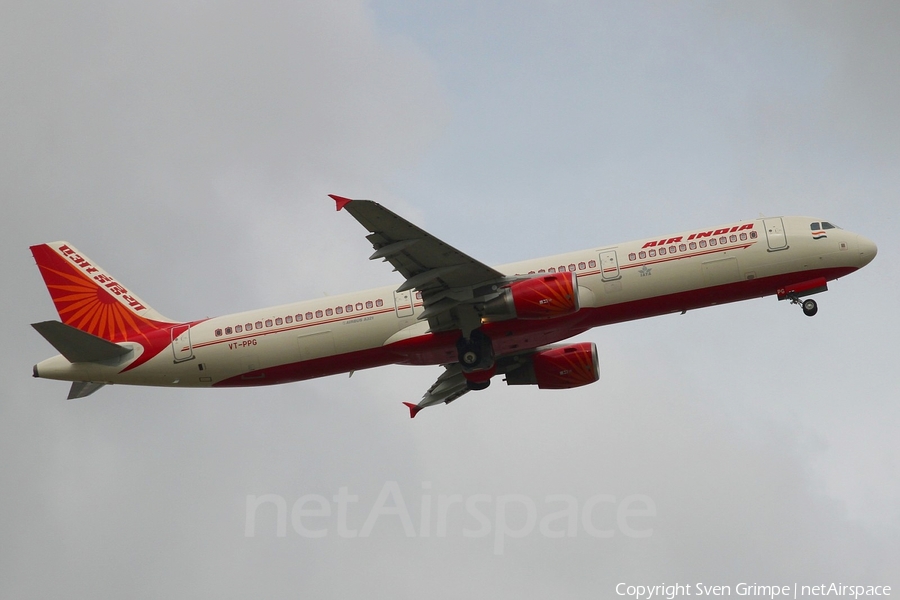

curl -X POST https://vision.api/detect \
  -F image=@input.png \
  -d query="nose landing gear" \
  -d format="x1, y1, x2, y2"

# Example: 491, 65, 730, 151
786, 295, 818, 317
801, 298, 818, 317
777, 278, 827, 318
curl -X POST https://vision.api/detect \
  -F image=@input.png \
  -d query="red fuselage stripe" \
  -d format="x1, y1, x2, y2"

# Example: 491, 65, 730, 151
213, 266, 855, 388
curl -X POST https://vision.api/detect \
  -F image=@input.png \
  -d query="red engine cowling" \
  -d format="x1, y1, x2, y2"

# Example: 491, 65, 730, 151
505, 342, 600, 389
482, 271, 580, 321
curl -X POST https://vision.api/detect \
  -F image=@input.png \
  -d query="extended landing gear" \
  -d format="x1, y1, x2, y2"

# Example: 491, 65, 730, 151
457, 329, 495, 391
466, 378, 491, 391
456, 329, 495, 371
787, 295, 818, 317
801, 298, 818, 317
778, 278, 827, 318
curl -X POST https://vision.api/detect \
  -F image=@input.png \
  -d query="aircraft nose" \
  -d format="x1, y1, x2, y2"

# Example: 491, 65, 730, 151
856, 234, 877, 266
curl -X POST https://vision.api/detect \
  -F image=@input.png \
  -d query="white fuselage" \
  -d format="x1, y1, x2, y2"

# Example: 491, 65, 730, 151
33, 216, 876, 390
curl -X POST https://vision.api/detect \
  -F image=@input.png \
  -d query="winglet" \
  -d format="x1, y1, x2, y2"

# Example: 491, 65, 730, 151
402, 402, 423, 419
329, 195, 353, 211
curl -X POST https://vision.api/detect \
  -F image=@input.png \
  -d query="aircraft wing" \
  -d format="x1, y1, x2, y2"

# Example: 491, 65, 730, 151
332, 195, 508, 333
400, 349, 547, 418
402, 364, 469, 418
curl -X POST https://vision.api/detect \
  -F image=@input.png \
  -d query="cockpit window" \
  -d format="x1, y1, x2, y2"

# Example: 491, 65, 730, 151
811, 221, 840, 230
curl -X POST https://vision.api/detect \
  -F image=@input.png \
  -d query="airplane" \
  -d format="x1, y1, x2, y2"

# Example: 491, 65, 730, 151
30, 196, 877, 417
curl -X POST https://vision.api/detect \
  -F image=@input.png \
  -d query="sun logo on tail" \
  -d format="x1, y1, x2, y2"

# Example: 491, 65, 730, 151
31, 242, 174, 343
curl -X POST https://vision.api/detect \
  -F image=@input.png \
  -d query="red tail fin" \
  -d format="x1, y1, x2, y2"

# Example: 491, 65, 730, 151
30, 242, 176, 342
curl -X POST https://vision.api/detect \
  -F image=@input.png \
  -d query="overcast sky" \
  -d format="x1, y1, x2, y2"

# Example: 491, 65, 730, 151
2, 2, 898, 597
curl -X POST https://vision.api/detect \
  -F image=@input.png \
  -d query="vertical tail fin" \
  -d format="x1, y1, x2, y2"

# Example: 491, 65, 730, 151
30, 241, 177, 342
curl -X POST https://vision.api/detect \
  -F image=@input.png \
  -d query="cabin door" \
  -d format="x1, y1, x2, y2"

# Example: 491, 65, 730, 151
599, 250, 621, 281
763, 218, 788, 251
394, 290, 414, 317
171, 324, 194, 362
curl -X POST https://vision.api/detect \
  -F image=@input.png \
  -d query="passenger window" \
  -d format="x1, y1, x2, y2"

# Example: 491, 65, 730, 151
315, 310, 323, 318
335, 306, 343, 314
548, 267, 556, 273
658, 248, 667, 255
668, 245, 676, 253
719, 236, 727, 244
235, 325, 243, 333
578, 262, 586, 270
709, 239, 717, 246
255, 321, 263, 329
366, 301, 374, 309
639, 251, 647, 259
699, 240, 707, 248
285, 315, 293, 323
739, 233, 747, 241
275, 317, 283, 325
215, 329, 223, 337
628, 254, 636, 261
588, 260, 596, 268
648, 249, 657, 257
225, 327, 233, 335
265, 319, 273, 327
345, 305, 353, 313
730, 234, 737, 242
376, 299, 383, 307
679, 244, 686, 252
306, 312, 313, 320
325, 308, 333, 316
558, 266, 566, 273
356, 302, 364, 311
750, 231, 758, 239
568, 264, 576, 272
296, 314, 304, 322
689, 242, 697, 250
246, 323, 253, 331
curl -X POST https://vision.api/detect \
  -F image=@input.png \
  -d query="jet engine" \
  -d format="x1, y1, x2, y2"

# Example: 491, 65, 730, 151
504, 342, 600, 389
482, 272, 580, 321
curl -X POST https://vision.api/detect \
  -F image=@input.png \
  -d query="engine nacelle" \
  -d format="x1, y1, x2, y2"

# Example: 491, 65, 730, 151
482, 272, 579, 321
505, 342, 600, 389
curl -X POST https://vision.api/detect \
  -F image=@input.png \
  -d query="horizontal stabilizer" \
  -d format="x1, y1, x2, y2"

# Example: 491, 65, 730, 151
32, 320, 132, 363
68, 381, 107, 399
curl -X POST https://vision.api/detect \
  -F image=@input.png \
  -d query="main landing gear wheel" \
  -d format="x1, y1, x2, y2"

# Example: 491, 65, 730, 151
466, 379, 491, 391
461, 350, 480, 367
802, 298, 818, 317
456, 329, 494, 372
